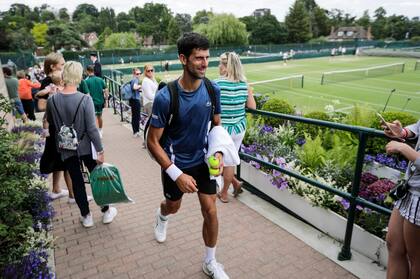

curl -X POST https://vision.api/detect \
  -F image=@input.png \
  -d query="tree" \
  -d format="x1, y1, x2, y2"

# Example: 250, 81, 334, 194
40, 10, 55, 22
103, 32, 137, 49
58, 8, 70, 21
72, 4, 99, 21
286, 0, 312, 43
31, 23, 48, 47
129, 3, 172, 44
95, 27, 113, 49
194, 13, 248, 45
357, 10, 371, 29
387, 15, 410, 40
372, 7, 388, 39
9, 28, 35, 50
239, 16, 256, 32
77, 15, 100, 34
167, 18, 181, 44
116, 12, 136, 32
249, 15, 288, 44
193, 10, 214, 26
98, 8, 117, 33
175, 14, 192, 33
47, 22, 86, 50
313, 7, 330, 37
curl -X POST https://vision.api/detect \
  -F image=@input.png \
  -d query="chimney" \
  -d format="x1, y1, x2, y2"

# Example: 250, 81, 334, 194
367, 26, 372, 40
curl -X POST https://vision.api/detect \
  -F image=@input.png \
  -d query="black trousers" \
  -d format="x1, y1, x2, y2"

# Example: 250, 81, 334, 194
21, 99, 35, 120
63, 154, 109, 216
129, 98, 141, 134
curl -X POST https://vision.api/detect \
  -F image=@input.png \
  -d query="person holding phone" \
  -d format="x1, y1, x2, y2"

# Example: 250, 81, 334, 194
381, 118, 420, 279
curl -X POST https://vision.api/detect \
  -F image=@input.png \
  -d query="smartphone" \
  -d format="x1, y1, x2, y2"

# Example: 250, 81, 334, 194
376, 113, 392, 130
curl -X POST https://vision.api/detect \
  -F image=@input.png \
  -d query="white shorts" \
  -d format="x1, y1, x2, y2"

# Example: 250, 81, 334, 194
224, 131, 245, 167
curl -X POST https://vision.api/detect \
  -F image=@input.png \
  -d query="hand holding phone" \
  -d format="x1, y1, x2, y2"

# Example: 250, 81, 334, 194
377, 113, 405, 141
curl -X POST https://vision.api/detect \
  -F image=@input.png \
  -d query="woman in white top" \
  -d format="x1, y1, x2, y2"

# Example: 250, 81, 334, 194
141, 64, 158, 115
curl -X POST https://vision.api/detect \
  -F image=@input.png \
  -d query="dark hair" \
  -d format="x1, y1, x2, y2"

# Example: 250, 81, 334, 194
177, 32, 209, 58
90, 53, 97, 57
2, 66, 12, 76
158, 81, 167, 91
86, 65, 95, 73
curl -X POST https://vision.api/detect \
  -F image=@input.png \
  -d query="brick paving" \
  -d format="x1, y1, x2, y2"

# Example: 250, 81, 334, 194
52, 108, 358, 279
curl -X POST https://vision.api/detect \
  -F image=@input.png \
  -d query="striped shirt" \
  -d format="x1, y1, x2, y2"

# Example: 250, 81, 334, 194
215, 78, 248, 135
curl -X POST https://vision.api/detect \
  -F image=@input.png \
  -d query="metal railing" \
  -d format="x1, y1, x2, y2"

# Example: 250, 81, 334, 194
104, 76, 393, 261
237, 108, 392, 261
104, 71, 148, 127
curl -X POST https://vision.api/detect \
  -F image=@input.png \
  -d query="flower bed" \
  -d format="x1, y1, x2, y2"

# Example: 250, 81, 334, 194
242, 108, 406, 242
0, 106, 55, 279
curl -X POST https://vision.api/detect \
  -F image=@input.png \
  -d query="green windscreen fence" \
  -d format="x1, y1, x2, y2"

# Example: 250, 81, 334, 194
249, 75, 304, 95
321, 63, 405, 85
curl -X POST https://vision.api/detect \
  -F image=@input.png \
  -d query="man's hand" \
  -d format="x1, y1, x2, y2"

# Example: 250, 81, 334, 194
214, 152, 224, 177
382, 120, 403, 138
175, 173, 198, 193
386, 141, 405, 155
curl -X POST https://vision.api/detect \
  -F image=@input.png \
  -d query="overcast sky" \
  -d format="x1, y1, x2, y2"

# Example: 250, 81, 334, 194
1, 0, 419, 20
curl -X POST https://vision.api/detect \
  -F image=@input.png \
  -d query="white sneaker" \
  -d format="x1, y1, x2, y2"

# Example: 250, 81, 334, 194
80, 213, 94, 228
202, 260, 230, 279
133, 132, 140, 138
49, 189, 69, 200
102, 207, 117, 224
68, 195, 93, 204
154, 208, 168, 243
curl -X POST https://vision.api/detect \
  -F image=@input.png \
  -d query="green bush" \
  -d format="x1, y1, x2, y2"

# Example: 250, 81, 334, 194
261, 98, 295, 127
366, 111, 418, 154
296, 111, 331, 138
411, 36, 420, 43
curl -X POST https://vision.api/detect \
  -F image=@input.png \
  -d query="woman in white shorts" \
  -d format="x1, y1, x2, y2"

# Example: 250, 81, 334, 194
214, 52, 256, 203
383, 119, 420, 278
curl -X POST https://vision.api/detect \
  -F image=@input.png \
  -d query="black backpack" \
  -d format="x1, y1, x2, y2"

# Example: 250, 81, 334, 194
143, 77, 216, 158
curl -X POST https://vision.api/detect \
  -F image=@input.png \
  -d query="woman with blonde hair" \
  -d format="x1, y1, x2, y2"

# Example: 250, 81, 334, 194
142, 64, 158, 116
46, 61, 117, 227
215, 52, 256, 203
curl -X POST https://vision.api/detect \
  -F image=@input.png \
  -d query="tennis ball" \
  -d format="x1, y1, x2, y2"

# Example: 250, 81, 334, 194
209, 167, 220, 176
208, 155, 220, 169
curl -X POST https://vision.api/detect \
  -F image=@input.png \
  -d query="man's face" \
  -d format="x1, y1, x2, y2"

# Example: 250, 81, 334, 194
90, 55, 95, 62
181, 48, 209, 79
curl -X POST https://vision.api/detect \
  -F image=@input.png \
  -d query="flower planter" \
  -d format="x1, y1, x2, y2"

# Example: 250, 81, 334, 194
364, 161, 403, 182
240, 161, 388, 267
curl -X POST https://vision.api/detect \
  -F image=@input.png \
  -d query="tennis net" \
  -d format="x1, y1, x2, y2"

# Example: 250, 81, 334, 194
249, 75, 304, 95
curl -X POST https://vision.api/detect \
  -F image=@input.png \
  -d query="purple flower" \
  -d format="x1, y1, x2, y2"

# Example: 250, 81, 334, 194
364, 154, 375, 163
340, 199, 350, 210
275, 157, 286, 166
250, 161, 260, 169
296, 138, 306, 146
261, 125, 274, 134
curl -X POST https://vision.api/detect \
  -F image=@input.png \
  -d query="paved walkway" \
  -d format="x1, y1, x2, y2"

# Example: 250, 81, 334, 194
52, 108, 357, 279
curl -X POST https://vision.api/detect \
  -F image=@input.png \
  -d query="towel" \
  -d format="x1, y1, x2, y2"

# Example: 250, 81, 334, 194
207, 126, 240, 167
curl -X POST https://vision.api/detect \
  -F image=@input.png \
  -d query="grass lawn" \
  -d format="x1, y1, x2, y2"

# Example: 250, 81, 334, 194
117, 55, 420, 117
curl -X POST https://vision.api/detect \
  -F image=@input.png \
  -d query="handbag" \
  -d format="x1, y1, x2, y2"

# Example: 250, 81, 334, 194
389, 177, 411, 201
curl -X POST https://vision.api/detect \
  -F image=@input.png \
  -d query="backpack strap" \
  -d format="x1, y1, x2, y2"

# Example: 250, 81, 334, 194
203, 77, 216, 125
71, 96, 85, 126
51, 95, 64, 125
51, 94, 85, 127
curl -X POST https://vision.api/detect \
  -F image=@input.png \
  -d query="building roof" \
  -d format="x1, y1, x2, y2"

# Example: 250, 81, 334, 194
328, 26, 372, 41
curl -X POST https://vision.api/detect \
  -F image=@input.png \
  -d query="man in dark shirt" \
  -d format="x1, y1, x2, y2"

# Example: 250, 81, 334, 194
90, 53, 102, 78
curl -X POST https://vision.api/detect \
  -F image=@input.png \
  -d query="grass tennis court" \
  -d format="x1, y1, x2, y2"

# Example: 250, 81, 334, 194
122, 55, 420, 117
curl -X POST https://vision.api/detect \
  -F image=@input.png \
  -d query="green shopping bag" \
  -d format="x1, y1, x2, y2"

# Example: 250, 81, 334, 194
90, 163, 134, 206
